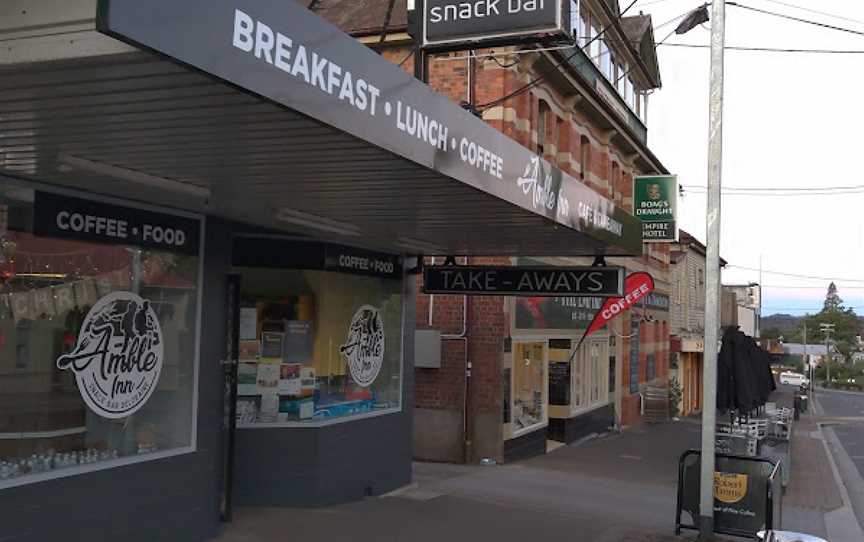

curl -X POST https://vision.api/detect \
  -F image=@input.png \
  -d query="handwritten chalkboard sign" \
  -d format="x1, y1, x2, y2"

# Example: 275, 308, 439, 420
549, 362, 571, 406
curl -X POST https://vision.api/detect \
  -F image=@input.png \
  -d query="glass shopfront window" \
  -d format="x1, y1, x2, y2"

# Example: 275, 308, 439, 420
574, 338, 610, 414
0, 182, 201, 487
233, 263, 402, 426
509, 341, 547, 434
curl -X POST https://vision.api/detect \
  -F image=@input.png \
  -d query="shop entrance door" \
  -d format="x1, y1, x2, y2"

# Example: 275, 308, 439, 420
219, 274, 242, 522
510, 341, 547, 434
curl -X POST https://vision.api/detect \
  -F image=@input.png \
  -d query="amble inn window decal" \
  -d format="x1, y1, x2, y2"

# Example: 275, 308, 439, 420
57, 291, 164, 419
341, 305, 385, 388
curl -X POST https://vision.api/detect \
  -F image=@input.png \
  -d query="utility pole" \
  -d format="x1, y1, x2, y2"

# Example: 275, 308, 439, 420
700, 0, 726, 539
821, 323, 835, 387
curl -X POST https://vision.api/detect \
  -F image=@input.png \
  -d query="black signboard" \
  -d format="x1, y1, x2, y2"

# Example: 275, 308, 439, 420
629, 318, 640, 394
645, 292, 670, 312
423, 266, 624, 296
33, 191, 200, 255
515, 296, 603, 330
232, 238, 401, 279
677, 451, 781, 538
96, 0, 642, 255
549, 362, 571, 406
421, 0, 568, 49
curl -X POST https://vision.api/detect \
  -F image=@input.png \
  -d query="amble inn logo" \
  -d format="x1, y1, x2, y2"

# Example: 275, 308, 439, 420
340, 305, 385, 387
57, 292, 164, 419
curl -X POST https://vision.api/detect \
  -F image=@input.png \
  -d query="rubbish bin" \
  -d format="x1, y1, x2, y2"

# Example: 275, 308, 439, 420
793, 396, 801, 420
799, 395, 808, 413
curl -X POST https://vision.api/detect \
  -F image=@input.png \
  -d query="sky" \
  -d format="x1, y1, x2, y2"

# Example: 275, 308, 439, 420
633, 0, 864, 316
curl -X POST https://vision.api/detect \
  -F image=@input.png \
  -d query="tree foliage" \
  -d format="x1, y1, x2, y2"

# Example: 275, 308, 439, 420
791, 283, 861, 362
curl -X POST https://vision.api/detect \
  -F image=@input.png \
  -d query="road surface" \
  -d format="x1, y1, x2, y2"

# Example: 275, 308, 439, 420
816, 387, 864, 479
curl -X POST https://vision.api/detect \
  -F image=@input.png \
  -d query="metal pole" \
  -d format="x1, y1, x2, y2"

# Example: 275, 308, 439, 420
700, 0, 726, 538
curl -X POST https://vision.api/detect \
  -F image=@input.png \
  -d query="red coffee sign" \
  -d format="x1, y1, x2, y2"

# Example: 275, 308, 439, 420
579, 272, 655, 346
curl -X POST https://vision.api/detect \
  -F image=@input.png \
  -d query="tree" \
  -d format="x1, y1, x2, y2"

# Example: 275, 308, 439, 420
792, 283, 861, 363
824, 282, 844, 313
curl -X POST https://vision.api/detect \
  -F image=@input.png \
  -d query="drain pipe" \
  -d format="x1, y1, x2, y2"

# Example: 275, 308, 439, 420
437, 257, 470, 462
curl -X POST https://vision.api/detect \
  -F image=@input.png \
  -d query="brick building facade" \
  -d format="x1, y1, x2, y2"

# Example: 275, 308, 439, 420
320, 0, 673, 463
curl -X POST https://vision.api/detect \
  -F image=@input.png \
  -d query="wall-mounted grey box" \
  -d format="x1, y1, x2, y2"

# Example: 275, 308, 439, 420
414, 329, 442, 369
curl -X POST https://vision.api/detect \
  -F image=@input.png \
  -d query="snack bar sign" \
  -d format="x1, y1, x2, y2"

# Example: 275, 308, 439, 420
420, 0, 569, 49
634, 175, 678, 242
423, 266, 624, 297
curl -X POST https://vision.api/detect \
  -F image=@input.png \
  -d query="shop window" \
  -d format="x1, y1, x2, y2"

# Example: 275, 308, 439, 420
0, 182, 201, 487
537, 100, 550, 155
599, 40, 612, 80
511, 341, 546, 433
617, 63, 627, 96
573, 338, 609, 413
233, 265, 402, 426
580, 135, 591, 180
608, 335, 616, 394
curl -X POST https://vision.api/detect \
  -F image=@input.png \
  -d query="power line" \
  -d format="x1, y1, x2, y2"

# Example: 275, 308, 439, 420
727, 2, 864, 38
660, 42, 864, 54
763, 285, 864, 290
759, 0, 864, 27
682, 183, 864, 192
683, 190, 864, 197
726, 264, 864, 284
476, 0, 645, 111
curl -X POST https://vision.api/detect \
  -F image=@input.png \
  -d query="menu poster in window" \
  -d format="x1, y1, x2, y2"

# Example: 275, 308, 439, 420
239, 340, 260, 362
259, 393, 279, 423
256, 363, 279, 392
260, 332, 284, 363
282, 320, 314, 363
239, 307, 258, 340
629, 319, 640, 394
549, 362, 571, 406
279, 363, 302, 396
237, 363, 259, 395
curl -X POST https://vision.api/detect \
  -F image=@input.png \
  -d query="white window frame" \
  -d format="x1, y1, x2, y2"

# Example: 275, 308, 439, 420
508, 338, 549, 439
572, 337, 611, 416
0, 175, 204, 491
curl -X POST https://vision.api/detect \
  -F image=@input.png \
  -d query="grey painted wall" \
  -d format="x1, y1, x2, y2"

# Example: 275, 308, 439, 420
232, 277, 416, 506
0, 216, 232, 542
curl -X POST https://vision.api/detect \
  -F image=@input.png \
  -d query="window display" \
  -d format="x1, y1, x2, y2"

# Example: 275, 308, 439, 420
0, 183, 200, 486
234, 266, 402, 426
511, 342, 546, 432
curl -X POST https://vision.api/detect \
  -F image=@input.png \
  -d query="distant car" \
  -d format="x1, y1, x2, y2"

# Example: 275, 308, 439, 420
779, 372, 807, 386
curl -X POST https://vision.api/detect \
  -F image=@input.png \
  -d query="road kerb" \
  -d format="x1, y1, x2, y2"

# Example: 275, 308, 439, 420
817, 422, 864, 542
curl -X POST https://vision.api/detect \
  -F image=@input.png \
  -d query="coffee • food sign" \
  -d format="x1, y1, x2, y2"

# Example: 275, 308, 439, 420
422, 0, 567, 49
423, 266, 624, 297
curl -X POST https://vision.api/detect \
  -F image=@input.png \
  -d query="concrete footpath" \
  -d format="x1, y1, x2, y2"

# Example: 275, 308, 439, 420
216, 423, 699, 542
216, 391, 848, 542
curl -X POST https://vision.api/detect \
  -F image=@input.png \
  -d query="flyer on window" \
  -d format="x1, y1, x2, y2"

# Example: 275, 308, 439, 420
239, 307, 258, 340
260, 332, 284, 363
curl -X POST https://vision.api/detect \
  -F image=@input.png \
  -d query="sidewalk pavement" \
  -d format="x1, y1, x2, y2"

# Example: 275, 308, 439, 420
216, 390, 842, 542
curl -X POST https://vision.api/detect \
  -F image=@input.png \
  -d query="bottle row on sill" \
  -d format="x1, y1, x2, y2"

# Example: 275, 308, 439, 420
0, 445, 158, 480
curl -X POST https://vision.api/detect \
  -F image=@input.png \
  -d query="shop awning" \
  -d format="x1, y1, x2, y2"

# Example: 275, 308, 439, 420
0, 0, 642, 257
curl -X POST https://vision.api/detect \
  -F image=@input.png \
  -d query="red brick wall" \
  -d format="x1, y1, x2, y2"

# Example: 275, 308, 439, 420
374, 42, 671, 432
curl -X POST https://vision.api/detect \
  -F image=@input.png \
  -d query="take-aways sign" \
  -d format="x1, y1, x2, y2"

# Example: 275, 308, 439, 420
423, 265, 624, 297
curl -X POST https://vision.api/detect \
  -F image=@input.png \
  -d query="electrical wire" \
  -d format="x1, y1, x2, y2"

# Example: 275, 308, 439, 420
759, 0, 864, 27
725, 265, 864, 284
683, 183, 864, 190
475, 0, 642, 111
660, 43, 864, 54
727, 2, 864, 38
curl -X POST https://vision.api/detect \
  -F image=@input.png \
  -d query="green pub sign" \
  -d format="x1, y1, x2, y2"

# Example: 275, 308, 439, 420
634, 175, 678, 242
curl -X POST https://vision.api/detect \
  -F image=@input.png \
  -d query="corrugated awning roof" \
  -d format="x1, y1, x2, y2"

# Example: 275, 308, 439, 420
0, 0, 643, 257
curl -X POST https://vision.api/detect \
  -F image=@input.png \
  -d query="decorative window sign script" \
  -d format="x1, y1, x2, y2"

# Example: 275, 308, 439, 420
423, 266, 624, 297
422, 0, 566, 48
